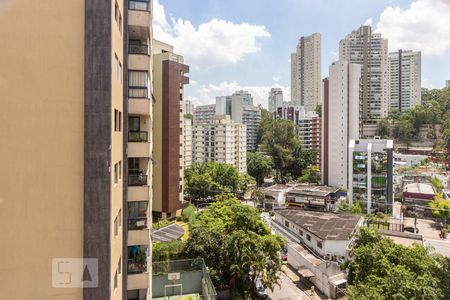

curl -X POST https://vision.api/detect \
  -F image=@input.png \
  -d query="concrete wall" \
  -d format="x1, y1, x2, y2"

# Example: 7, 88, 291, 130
0, 0, 85, 299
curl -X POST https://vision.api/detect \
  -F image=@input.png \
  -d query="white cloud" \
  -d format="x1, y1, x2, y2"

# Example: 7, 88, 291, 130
187, 81, 291, 109
272, 76, 280, 82
364, 18, 373, 26
375, 0, 450, 56
329, 51, 338, 61
153, 0, 270, 69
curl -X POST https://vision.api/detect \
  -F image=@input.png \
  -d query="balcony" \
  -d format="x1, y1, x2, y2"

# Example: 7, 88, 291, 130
128, 174, 148, 186
128, 44, 149, 55
129, 131, 148, 142
128, 227, 150, 246
129, 98, 151, 116
128, 245, 148, 274
129, 0, 150, 12
128, 87, 148, 99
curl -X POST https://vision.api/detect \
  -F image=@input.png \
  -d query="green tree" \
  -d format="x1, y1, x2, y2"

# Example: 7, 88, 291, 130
152, 240, 185, 262
315, 104, 322, 117
429, 193, 450, 227
299, 165, 321, 184
346, 227, 450, 300
247, 152, 273, 186
259, 118, 315, 182
184, 162, 243, 200
393, 119, 414, 147
375, 118, 391, 138
431, 177, 444, 193
183, 197, 284, 297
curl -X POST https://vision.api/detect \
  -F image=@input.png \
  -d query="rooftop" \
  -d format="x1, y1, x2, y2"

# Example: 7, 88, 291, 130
287, 184, 339, 197
403, 183, 436, 195
275, 209, 362, 240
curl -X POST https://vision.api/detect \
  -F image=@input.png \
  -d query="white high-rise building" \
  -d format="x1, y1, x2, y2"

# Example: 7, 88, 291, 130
389, 50, 421, 112
268, 87, 283, 113
231, 90, 261, 150
322, 61, 362, 188
183, 116, 193, 168
216, 96, 232, 115
446, 80, 450, 88
184, 99, 194, 115
193, 115, 247, 173
193, 104, 216, 123
291, 33, 322, 110
340, 25, 389, 133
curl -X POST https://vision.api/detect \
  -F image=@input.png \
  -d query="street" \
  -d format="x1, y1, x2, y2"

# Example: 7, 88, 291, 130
268, 272, 312, 300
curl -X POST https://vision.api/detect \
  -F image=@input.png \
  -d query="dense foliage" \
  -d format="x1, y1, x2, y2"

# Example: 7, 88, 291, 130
346, 228, 450, 300
258, 109, 317, 183
376, 87, 450, 158
247, 151, 273, 186
183, 195, 285, 298
429, 193, 450, 227
184, 162, 254, 200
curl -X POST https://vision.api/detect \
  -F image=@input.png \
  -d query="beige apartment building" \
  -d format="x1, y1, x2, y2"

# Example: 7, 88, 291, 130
291, 33, 322, 110
340, 25, 389, 136
0, 0, 153, 299
152, 40, 190, 220
193, 116, 247, 173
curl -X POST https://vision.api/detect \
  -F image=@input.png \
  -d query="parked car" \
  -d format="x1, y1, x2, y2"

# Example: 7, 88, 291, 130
255, 278, 269, 299
404, 226, 419, 234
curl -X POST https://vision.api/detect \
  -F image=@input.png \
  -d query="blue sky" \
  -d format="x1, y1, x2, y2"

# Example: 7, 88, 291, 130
154, 0, 450, 107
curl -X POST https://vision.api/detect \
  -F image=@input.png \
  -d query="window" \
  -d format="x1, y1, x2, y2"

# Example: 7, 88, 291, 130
118, 258, 122, 275
114, 109, 122, 132
114, 54, 122, 82
114, 162, 119, 184
317, 241, 323, 249
114, 215, 119, 236
306, 234, 311, 242
113, 270, 118, 290
118, 208, 122, 227
298, 229, 303, 236
284, 220, 290, 228
118, 12, 122, 33
129, 71, 148, 98
118, 161, 122, 181
129, 0, 149, 11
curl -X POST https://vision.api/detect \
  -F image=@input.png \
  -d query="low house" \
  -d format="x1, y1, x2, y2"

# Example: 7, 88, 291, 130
261, 183, 297, 208
403, 183, 436, 218
272, 209, 364, 298
285, 185, 341, 212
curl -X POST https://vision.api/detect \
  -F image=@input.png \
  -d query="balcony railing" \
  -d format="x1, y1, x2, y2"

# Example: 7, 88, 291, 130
128, 174, 148, 186
128, 246, 148, 274
128, 217, 147, 230
129, 131, 148, 142
128, 87, 148, 98
129, 44, 149, 55
129, 0, 150, 11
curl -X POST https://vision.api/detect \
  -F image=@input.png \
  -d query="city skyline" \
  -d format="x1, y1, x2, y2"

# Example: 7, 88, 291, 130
154, 0, 450, 107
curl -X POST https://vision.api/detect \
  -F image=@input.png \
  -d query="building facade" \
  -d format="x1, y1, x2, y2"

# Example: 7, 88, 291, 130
268, 87, 284, 113
183, 117, 193, 168
322, 61, 361, 188
231, 91, 261, 150
389, 50, 421, 112
446, 80, 450, 88
0, 0, 154, 298
194, 104, 216, 123
340, 25, 389, 135
216, 96, 232, 115
152, 41, 189, 220
193, 116, 247, 173
291, 33, 322, 110
348, 139, 394, 213
184, 99, 194, 115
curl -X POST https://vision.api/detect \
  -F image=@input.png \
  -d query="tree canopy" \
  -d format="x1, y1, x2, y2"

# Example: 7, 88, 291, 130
258, 109, 316, 183
183, 196, 285, 298
184, 162, 253, 200
346, 227, 450, 300
247, 151, 273, 186
429, 193, 450, 227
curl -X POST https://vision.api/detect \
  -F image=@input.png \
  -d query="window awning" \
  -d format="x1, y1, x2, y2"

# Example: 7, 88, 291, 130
297, 266, 315, 278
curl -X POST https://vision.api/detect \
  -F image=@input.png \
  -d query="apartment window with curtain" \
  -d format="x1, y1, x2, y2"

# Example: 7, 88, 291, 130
129, 0, 149, 11
128, 71, 148, 98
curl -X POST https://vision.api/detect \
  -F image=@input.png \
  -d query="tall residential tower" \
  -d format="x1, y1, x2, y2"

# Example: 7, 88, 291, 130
291, 33, 322, 110
389, 50, 421, 112
340, 25, 389, 136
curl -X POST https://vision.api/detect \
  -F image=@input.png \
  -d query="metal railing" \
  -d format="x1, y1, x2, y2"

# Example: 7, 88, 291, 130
129, 44, 149, 55
128, 217, 147, 230
128, 131, 148, 142
128, 174, 148, 186
129, 0, 150, 11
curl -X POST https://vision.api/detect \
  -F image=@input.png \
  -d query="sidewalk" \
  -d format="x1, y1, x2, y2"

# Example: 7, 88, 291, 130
282, 265, 329, 300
